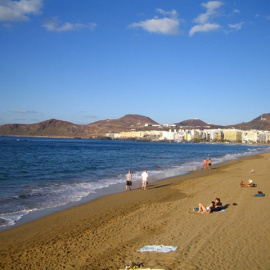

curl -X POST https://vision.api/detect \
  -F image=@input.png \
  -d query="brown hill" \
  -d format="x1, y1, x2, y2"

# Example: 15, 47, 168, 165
176, 119, 217, 128
232, 113, 270, 131
176, 118, 207, 126
0, 114, 159, 138
86, 114, 159, 135
88, 114, 158, 128
0, 119, 90, 138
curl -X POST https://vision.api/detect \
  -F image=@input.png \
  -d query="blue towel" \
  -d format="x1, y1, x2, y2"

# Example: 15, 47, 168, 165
254, 193, 265, 197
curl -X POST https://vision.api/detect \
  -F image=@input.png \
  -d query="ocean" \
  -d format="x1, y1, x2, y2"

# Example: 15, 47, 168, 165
0, 136, 268, 230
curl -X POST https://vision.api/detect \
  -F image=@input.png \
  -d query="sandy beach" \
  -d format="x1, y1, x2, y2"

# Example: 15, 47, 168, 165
0, 152, 270, 270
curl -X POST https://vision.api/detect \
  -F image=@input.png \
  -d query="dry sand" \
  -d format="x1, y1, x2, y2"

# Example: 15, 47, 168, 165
0, 152, 270, 270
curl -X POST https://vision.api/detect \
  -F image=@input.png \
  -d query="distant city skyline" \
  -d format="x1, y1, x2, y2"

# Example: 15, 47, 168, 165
1, 0, 270, 126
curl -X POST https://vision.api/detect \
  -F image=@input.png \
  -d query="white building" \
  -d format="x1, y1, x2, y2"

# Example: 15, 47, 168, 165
242, 130, 258, 143
161, 129, 175, 141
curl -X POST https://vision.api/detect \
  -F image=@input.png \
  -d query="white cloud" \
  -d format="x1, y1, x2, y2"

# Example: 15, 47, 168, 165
0, 0, 42, 22
129, 9, 181, 35
233, 9, 240, 14
156, 9, 178, 18
43, 18, 96, 32
190, 23, 220, 36
228, 22, 244, 31
190, 1, 223, 36
194, 1, 223, 24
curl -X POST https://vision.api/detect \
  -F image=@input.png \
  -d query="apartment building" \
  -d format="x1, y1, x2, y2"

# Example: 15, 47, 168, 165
223, 129, 242, 142
242, 130, 258, 143
106, 129, 269, 144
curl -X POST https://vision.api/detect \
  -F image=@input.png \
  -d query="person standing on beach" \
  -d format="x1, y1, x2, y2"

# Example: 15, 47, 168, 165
208, 158, 212, 170
141, 170, 149, 190
203, 158, 207, 170
125, 170, 132, 191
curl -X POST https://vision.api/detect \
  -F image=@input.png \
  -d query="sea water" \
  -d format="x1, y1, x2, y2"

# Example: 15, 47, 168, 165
0, 136, 268, 230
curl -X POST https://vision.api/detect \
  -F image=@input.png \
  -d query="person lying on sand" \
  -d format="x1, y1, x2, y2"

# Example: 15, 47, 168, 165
197, 201, 216, 214
197, 198, 223, 214
240, 180, 255, 187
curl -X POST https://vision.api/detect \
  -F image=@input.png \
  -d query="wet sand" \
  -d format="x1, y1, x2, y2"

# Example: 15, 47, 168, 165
0, 152, 270, 270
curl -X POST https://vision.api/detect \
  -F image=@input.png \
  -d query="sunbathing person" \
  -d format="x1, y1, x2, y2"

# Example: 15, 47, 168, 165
197, 201, 216, 214
214, 198, 222, 211
240, 180, 255, 187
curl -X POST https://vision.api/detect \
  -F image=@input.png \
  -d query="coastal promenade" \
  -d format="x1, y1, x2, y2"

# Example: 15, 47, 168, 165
0, 152, 270, 269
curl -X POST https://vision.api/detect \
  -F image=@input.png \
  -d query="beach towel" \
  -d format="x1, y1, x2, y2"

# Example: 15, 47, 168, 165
139, 245, 177, 253
254, 193, 265, 197
193, 207, 226, 212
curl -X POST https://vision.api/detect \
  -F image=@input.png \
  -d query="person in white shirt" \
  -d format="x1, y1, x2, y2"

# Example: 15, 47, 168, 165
141, 170, 149, 190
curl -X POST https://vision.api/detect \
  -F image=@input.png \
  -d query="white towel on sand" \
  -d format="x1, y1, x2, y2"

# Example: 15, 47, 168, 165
139, 245, 177, 253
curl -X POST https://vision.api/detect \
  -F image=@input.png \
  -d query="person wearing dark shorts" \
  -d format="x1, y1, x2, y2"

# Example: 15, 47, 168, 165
126, 170, 132, 190
208, 158, 212, 170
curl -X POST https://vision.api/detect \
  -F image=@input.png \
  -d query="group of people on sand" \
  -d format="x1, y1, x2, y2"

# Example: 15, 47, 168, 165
125, 170, 149, 191
126, 157, 213, 192
197, 168, 257, 214
197, 198, 223, 214
203, 158, 212, 170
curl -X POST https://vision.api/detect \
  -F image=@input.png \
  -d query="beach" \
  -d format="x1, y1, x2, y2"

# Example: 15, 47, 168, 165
0, 152, 270, 270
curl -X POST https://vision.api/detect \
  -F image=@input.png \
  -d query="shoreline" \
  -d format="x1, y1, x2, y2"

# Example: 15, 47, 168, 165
1, 152, 270, 269
1, 146, 266, 232
0, 161, 202, 232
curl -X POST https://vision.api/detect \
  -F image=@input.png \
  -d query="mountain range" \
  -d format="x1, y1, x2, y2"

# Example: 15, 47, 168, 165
0, 113, 269, 138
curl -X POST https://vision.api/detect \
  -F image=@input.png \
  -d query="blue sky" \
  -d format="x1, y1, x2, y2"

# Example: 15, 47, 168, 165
1, 0, 269, 126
